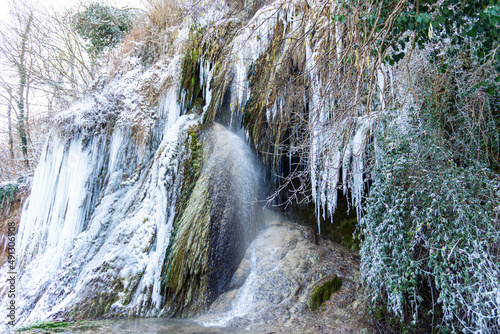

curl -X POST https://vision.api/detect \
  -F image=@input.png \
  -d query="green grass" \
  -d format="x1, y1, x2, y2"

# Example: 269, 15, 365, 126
15, 320, 110, 333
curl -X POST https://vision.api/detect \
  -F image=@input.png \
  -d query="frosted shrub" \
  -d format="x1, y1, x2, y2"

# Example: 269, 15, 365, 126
72, 3, 134, 59
360, 127, 500, 332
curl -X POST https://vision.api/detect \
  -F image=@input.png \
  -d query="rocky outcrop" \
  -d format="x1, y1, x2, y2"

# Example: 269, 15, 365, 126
160, 123, 263, 317
200, 217, 371, 333
0, 177, 31, 267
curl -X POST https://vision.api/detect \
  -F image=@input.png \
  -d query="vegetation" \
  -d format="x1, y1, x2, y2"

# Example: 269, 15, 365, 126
0, 181, 19, 210
361, 122, 500, 332
338, 1, 500, 332
72, 2, 134, 59
161, 125, 211, 317
0, 0, 124, 181
179, 27, 206, 114
15, 320, 111, 333
16, 321, 72, 333
178, 18, 242, 124
310, 275, 343, 310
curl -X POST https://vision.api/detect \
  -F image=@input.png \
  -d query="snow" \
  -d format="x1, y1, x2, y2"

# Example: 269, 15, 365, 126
0, 17, 202, 326
10, 106, 196, 325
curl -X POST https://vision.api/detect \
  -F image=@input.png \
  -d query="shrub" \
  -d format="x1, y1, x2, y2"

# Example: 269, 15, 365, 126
72, 2, 134, 58
360, 120, 500, 332
0, 182, 18, 210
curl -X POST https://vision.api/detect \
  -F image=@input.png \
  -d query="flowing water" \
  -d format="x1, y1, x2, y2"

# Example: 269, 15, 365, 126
66, 318, 253, 334
2, 88, 265, 329
0, 1, 376, 331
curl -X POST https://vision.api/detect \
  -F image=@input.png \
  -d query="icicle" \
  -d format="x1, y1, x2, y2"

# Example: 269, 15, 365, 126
351, 117, 370, 220
377, 66, 386, 111
317, 190, 321, 235
180, 89, 188, 114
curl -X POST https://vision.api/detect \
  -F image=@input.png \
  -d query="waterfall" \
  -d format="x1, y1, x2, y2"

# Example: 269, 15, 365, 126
160, 123, 263, 317
0, 0, 377, 329
2, 86, 264, 326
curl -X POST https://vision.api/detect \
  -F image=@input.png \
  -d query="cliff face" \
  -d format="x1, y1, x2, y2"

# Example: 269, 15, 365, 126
1, 0, 381, 326
0, 178, 31, 267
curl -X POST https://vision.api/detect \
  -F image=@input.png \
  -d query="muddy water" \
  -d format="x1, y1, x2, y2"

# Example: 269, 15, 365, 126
67, 318, 253, 334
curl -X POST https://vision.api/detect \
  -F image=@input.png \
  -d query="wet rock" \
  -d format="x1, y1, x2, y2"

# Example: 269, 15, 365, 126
161, 123, 263, 316
202, 220, 371, 333
208, 289, 238, 313
309, 274, 342, 310
229, 257, 250, 290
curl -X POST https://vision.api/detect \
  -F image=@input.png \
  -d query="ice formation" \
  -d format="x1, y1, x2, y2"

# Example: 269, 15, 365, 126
1, 0, 401, 327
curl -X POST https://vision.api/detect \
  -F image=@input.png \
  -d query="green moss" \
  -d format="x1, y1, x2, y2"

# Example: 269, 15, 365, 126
16, 320, 111, 333
328, 217, 360, 250
181, 127, 202, 210
310, 276, 342, 310
179, 26, 205, 114
161, 174, 212, 317
160, 125, 211, 317
15, 321, 72, 332
180, 19, 241, 118
197, 20, 241, 125
240, 19, 308, 178
87, 291, 120, 318
288, 195, 360, 250
180, 46, 203, 113
120, 270, 145, 306
375, 308, 386, 320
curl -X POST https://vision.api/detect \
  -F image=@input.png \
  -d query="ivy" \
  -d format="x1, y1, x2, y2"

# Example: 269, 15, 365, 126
340, 0, 500, 75
360, 124, 500, 332
0, 183, 18, 210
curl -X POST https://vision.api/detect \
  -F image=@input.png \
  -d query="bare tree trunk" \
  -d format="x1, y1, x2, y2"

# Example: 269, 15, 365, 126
16, 12, 33, 169
7, 88, 17, 178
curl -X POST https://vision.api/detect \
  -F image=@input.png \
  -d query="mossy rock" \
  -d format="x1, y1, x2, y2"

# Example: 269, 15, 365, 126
310, 274, 342, 310
285, 196, 360, 250
16, 320, 111, 333
328, 217, 360, 250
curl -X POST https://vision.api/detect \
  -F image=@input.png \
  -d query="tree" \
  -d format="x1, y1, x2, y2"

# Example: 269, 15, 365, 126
72, 2, 134, 59
0, 2, 36, 169
34, 8, 97, 107
0, 85, 17, 178
16, 10, 33, 169
0, 0, 103, 180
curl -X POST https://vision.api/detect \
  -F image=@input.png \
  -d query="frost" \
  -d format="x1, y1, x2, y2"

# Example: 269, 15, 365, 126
8, 109, 197, 325
0, 22, 200, 326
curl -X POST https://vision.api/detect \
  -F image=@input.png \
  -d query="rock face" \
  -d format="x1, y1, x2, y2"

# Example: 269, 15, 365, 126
200, 217, 371, 333
160, 123, 263, 317
0, 177, 31, 266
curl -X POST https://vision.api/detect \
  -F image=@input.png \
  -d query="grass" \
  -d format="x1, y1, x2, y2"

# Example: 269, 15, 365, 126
15, 320, 111, 333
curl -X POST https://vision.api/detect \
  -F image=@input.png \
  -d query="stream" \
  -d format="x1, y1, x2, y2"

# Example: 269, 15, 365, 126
66, 318, 253, 334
